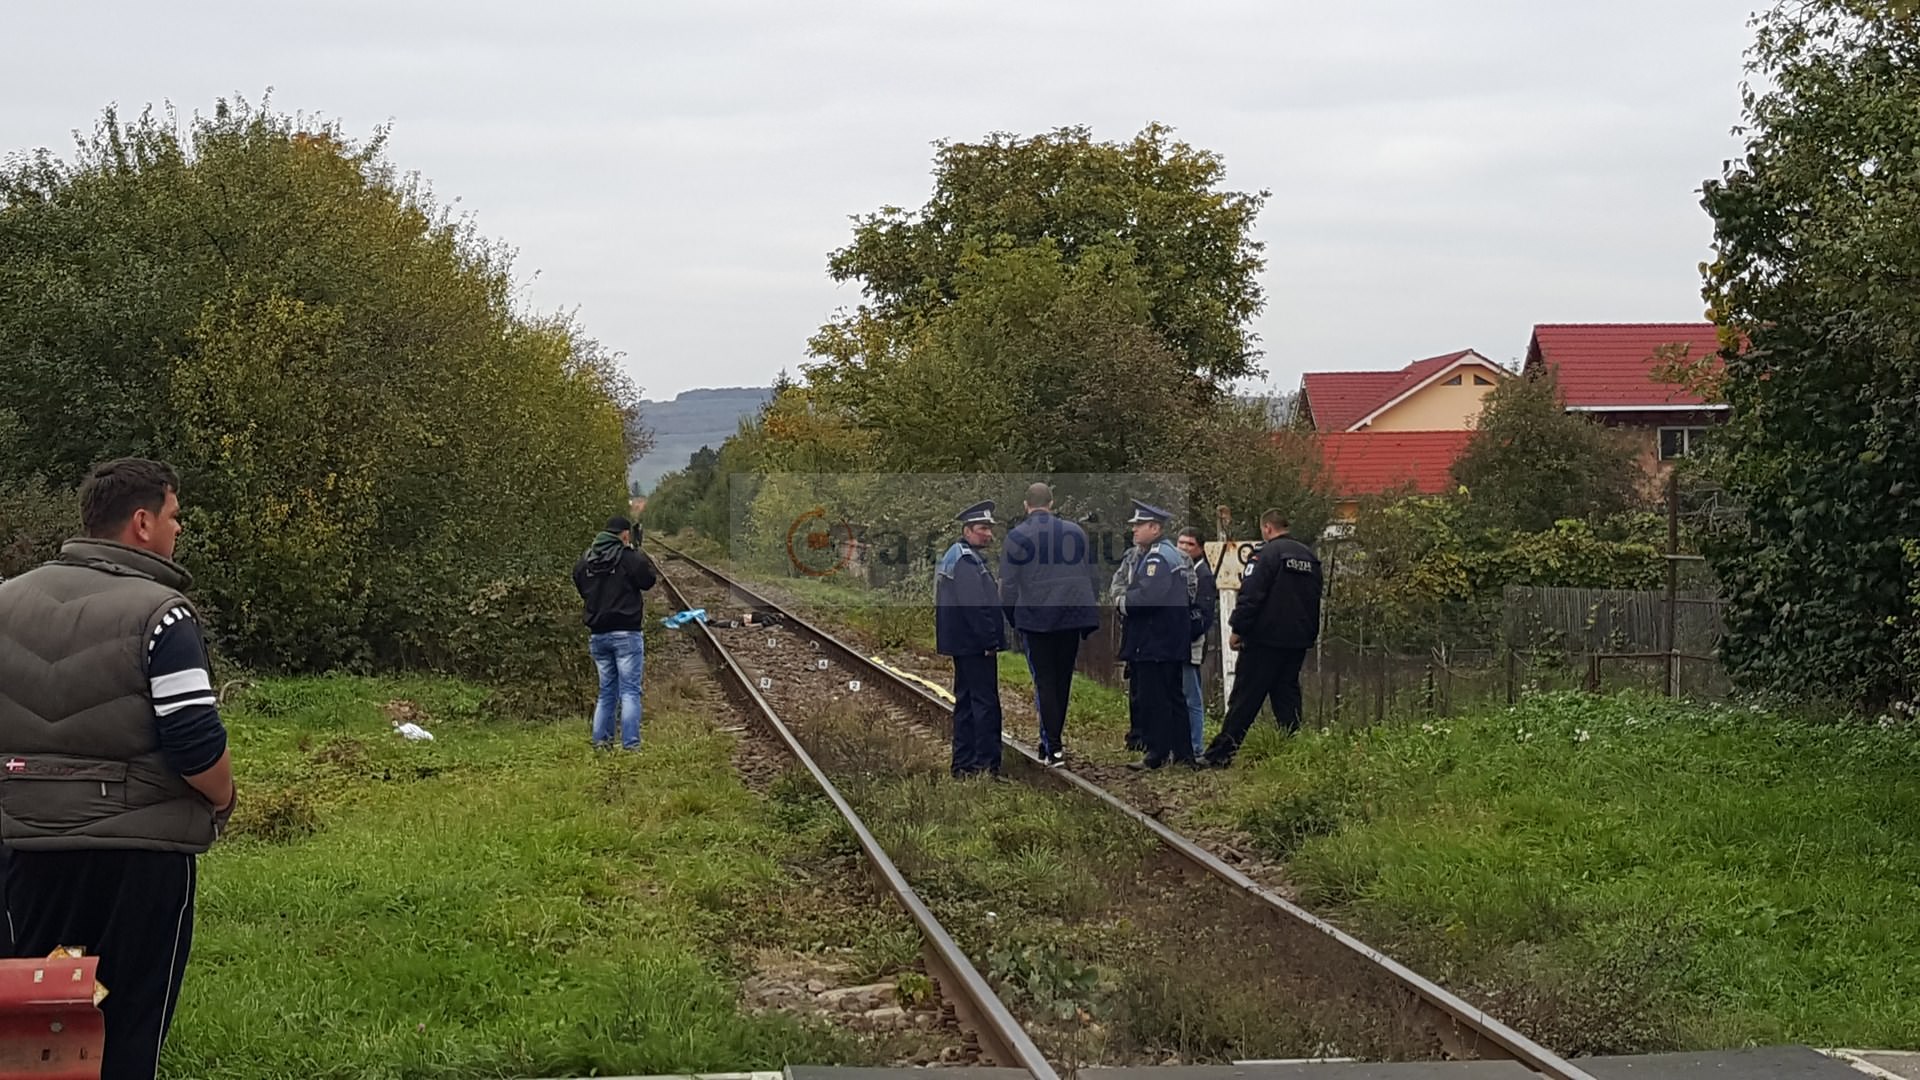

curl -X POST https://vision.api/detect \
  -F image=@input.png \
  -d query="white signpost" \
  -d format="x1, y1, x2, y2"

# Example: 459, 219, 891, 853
1202, 539, 1262, 702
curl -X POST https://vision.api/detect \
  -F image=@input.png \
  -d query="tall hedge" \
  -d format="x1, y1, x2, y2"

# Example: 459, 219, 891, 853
0, 100, 638, 675
1701, 4, 1920, 707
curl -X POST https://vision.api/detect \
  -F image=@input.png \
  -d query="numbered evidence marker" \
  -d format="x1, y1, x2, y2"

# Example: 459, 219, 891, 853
758, 677, 772, 690
816, 658, 830, 670
848, 680, 862, 692
767, 636, 778, 648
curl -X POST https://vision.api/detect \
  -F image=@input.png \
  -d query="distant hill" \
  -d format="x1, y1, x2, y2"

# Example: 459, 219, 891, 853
629, 387, 774, 493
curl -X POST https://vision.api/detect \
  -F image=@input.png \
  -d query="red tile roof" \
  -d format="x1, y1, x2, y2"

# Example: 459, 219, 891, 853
1300, 349, 1489, 431
1317, 431, 1475, 497
1525, 323, 1722, 408
1299, 371, 1402, 431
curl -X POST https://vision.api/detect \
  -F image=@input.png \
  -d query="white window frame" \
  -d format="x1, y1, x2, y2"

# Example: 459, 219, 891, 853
1658, 426, 1709, 461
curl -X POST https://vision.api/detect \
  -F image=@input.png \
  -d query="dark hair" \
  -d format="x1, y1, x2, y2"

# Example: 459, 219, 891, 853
1259, 509, 1289, 532
81, 459, 179, 537
1177, 527, 1204, 544
1025, 482, 1053, 508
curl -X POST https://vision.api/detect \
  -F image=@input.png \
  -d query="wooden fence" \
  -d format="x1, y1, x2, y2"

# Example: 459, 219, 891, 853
1502, 585, 1725, 655
1069, 604, 1733, 726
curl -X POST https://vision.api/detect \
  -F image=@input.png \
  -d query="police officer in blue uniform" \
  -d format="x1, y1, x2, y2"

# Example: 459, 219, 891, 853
1117, 500, 1197, 770
936, 500, 1008, 777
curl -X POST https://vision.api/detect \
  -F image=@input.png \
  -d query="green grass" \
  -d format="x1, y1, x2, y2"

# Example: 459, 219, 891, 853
995, 653, 1134, 755
797, 707, 1379, 1065
166, 673, 882, 1079
1195, 692, 1920, 1053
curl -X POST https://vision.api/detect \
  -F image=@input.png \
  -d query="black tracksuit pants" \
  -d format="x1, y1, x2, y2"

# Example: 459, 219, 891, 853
1206, 644, 1308, 763
6, 849, 198, 1080
1128, 659, 1193, 764
950, 653, 1005, 776
1023, 630, 1081, 756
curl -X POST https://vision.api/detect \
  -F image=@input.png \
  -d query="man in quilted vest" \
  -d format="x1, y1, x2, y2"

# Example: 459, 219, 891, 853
0, 458, 236, 1080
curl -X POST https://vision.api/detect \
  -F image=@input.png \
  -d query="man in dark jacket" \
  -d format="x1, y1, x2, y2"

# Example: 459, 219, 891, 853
1203, 509, 1323, 768
1175, 527, 1219, 757
0, 458, 236, 1080
937, 500, 1007, 777
572, 516, 658, 750
999, 482, 1099, 767
1118, 501, 1196, 770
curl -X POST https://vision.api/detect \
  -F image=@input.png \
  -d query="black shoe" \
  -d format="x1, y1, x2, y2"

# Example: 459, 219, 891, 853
1044, 750, 1066, 768
1201, 754, 1231, 769
1125, 737, 1146, 753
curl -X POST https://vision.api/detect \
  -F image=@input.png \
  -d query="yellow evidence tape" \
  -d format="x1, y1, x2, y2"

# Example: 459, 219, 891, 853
866, 655, 955, 704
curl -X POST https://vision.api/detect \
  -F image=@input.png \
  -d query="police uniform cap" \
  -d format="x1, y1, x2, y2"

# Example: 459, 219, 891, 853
956, 500, 997, 526
1125, 499, 1171, 524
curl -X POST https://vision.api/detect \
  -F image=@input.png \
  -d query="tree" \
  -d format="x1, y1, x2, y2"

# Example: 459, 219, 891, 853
825, 124, 1269, 386
1451, 370, 1642, 534
1188, 404, 1332, 542
807, 241, 1206, 474
0, 99, 635, 672
1701, 1, 1920, 706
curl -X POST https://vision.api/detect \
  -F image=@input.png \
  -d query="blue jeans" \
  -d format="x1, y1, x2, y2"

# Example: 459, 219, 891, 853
589, 630, 644, 749
1184, 662, 1206, 757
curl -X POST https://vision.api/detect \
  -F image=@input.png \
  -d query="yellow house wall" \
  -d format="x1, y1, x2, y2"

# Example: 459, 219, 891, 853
1360, 364, 1504, 431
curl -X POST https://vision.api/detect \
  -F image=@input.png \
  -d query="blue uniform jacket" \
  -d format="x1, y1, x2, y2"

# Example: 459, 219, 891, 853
999, 510, 1100, 635
936, 540, 1008, 656
1118, 539, 1191, 663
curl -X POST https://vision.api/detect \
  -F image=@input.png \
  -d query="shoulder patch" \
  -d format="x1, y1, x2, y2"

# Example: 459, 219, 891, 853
1283, 556, 1315, 573
1145, 561, 1158, 577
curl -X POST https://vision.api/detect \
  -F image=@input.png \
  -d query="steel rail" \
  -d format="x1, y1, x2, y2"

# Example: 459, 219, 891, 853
653, 560, 1059, 1080
654, 541, 1601, 1080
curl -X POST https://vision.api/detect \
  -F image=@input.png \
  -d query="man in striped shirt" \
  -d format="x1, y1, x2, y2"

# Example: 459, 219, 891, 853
0, 459, 234, 1080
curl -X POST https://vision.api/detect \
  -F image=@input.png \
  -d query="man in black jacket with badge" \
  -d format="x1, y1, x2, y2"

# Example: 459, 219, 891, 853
1203, 509, 1323, 768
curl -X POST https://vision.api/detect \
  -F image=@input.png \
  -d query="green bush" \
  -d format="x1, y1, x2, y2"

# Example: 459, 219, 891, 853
0, 100, 636, 675
0, 478, 75, 579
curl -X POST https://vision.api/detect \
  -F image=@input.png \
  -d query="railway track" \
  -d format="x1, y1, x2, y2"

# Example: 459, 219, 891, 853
651, 542, 1601, 1080
650, 551, 1059, 1079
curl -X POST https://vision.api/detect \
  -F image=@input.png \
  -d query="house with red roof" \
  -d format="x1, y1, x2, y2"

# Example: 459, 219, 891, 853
1296, 349, 1508, 516
1316, 430, 1475, 518
1295, 324, 1725, 518
1298, 349, 1509, 433
1523, 323, 1725, 478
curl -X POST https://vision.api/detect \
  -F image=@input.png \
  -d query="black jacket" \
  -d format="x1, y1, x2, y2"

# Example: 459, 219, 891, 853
573, 534, 658, 633
1228, 535, 1322, 651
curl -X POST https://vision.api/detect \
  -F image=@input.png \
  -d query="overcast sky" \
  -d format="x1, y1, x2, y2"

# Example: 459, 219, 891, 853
4, 2, 1757, 401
